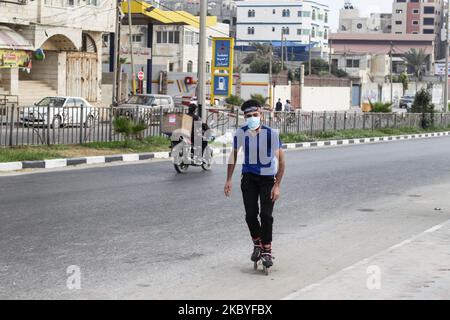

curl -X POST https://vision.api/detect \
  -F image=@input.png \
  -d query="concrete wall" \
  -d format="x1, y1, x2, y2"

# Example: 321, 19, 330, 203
301, 86, 351, 111
240, 73, 270, 102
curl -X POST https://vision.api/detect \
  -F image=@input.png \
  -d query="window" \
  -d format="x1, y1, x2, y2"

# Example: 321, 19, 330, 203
423, 29, 434, 34
324, 29, 328, 40
157, 32, 162, 43
67, 0, 75, 6
302, 11, 311, 17
247, 27, 255, 35
297, 28, 302, 35
346, 59, 360, 68
187, 61, 193, 73
282, 9, 290, 17
324, 12, 328, 23
413, 9, 419, 14
282, 27, 289, 35
424, 6, 434, 14
206, 61, 210, 73
169, 63, 174, 72
174, 31, 180, 44
132, 35, 142, 43
102, 34, 109, 44
311, 26, 316, 38
302, 29, 310, 35
168, 31, 174, 43
396, 9, 403, 14
312, 9, 316, 20
298, 11, 302, 17
163, 32, 168, 43
423, 18, 434, 26
413, 20, 419, 25
395, 20, 402, 25
248, 9, 255, 17
185, 31, 194, 45
273, 9, 276, 14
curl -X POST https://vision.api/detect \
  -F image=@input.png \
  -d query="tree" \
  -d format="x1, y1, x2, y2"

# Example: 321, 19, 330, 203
225, 95, 244, 107
294, 60, 348, 79
244, 43, 282, 74
250, 94, 269, 107
410, 88, 435, 129
403, 48, 428, 82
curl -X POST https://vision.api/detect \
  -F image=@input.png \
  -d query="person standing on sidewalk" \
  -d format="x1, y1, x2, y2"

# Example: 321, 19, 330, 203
224, 100, 286, 268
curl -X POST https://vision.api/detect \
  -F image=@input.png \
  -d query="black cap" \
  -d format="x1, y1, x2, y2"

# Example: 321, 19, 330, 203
241, 99, 261, 113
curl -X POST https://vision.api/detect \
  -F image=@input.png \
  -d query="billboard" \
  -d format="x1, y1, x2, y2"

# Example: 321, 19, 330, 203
211, 38, 234, 99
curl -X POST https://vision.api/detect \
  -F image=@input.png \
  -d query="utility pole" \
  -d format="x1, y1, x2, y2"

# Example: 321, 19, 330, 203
269, 43, 273, 109
198, 0, 207, 122
308, 34, 312, 76
329, 39, 332, 75
444, 6, 449, 112
112, 0, 122, 104
390, 41, 393, 105
127, 0, 136, 95
285, 37, 288, 63
281, 31, 284, 71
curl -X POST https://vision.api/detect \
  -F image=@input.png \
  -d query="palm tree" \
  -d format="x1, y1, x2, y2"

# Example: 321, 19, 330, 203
242, 43, 274, 64
403, 48, 428, 84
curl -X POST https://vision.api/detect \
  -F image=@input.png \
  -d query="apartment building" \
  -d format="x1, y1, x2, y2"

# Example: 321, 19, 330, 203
392, 0, 444, 57
235, 0, 330, 60
0, 0, 115, 105
339, 3, 392, 33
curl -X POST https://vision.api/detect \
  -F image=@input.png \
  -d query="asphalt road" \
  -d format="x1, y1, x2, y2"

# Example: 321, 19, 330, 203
1, 137, 450, 299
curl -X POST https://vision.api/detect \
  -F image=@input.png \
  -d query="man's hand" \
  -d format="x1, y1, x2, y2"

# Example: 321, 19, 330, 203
271, 184, 280, 202
224, 180, 232, 197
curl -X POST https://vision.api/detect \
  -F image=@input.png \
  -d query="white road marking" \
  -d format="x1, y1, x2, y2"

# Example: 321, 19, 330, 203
282, 221, 448, 300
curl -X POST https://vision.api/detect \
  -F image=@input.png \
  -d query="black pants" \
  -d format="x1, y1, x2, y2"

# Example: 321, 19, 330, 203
241, 172, 276, 245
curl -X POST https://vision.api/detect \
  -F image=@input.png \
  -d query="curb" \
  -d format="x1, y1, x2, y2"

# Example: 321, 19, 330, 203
1, 131, 449, 172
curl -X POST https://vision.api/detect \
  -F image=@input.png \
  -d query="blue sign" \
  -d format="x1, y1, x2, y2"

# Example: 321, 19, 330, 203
213, 75, 229, 96
214, 40, 231, 68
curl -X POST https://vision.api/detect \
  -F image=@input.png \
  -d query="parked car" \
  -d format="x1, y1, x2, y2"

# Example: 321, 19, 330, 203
114, 94, 175, 123
19, 96, 96, 128
399, 95, 415, 109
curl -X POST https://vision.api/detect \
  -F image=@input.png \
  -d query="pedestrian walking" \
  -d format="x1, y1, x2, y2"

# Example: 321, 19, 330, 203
224, 99, 286, 270
284, 100, 293, 112
275, 99, 283, 112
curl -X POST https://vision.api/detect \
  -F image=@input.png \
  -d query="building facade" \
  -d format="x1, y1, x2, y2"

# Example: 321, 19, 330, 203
339, 3, 392, 33
0, 0, 115, 106
104, 22, 230, 75
236, 0, 330, 60
391, 0, 444, 57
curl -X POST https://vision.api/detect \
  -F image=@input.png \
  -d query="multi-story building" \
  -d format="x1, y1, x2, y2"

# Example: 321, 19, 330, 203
235, 0, 330, 61
105, 22, 230, 74
0, 0, 115, 105
339, 2, 392, 33
391, 0, 444, 57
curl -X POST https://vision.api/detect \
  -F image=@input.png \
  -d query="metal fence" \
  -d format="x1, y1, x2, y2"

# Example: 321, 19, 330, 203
1, 98, 449, 147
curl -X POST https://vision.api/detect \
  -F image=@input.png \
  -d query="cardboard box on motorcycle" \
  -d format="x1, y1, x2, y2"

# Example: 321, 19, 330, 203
162, 113, 193, 141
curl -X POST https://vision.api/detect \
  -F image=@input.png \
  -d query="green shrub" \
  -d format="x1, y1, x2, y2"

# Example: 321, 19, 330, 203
369, 100, 392, 113
225, 95, 244, 107
411, 88, 435, 128
113, 116, 148, 145
250, 94, 269, 107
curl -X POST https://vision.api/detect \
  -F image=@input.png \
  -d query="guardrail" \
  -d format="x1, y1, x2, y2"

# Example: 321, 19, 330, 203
0, 99, 448, 147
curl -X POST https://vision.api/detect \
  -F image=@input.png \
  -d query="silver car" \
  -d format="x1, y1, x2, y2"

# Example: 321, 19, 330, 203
19, 96, 96, 128
114, 94, 175, 123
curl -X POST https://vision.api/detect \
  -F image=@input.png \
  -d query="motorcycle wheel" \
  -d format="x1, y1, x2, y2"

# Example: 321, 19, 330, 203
201, 146, 214, 171
174, 163, 189, 173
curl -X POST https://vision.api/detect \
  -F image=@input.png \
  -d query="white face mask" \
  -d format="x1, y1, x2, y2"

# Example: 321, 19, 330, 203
247, 116, 261, 130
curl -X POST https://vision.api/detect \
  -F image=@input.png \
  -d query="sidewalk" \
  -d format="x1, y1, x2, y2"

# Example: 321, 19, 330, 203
285, 220, 450, 300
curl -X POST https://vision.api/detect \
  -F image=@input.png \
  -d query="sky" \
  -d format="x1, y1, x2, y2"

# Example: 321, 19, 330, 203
321, 0, 394, 32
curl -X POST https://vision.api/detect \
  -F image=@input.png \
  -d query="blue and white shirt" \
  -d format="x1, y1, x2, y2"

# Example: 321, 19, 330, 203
233, 125, 282, 176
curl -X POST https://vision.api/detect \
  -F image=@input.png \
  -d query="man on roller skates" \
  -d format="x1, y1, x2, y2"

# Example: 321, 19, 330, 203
224, 100, 286, 271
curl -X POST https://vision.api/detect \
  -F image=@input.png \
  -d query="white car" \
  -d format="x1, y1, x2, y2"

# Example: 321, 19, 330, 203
19, 96, 96, 128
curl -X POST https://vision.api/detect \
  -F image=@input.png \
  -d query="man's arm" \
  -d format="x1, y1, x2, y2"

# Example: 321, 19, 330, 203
271, 148, 285, 202
224, 148, 238, 197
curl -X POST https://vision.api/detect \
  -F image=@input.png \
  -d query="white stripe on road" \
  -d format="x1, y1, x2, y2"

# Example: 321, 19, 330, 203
282, 221, 447, 300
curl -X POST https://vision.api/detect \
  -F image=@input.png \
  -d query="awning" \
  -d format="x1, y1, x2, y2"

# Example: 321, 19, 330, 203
121, 1, 218, 28
0, 26, 34, 51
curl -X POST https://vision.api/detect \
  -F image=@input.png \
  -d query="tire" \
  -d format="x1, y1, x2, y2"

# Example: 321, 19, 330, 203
174, 163, 189, 173
51, 116, 62, 129
84, 115, 94, 128
201, 146, 214, 171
